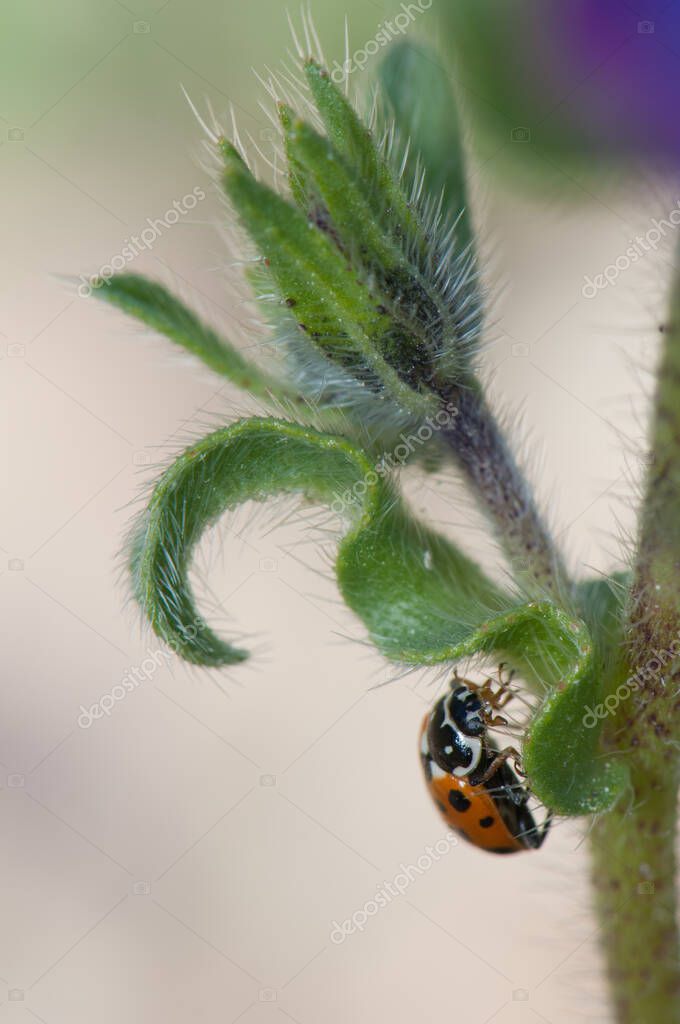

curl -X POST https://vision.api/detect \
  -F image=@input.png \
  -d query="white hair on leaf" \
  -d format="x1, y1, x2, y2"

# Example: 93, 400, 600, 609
229, 104, 251, 169
180, 84, 221, 145
286, 8, 305, 60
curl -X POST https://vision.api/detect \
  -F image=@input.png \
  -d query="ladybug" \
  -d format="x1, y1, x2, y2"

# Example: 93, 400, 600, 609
419, 670, 551, 854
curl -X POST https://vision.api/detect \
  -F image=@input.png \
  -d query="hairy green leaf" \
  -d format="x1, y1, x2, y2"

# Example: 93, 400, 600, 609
277, 102, 309, 209
130, 416, 503, 666
303, 60, 404, 224
131, 415, 626, 815
92, 273, 292, 402
284, 114, 398, 270
520, 576, 630, 815
303, 59, 481, 372
304, 58, 441, 275
222, 143, 437, 419
378, 40, 474, 255
282, 114, 449, 384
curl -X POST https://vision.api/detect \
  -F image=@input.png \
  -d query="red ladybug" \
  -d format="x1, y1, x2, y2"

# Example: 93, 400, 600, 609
420, 672, 551, 854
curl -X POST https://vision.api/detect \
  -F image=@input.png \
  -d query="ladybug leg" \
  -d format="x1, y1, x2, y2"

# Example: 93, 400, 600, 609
476, 669, 516, 713
449, 668, 475, 691
475, 678, 495, 703
475, 678, 508, 711
484, 713, 510, 728
477, 746, 525, 784
495, 687, 515, 710
497, 662, 516, 686
493, 664, 517, 708
494, 664, 517, 706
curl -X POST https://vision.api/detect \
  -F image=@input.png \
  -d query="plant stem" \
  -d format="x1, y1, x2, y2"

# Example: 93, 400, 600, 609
590, 762, 680, 1023
590, 269, 680, 1022
629, 301, 680, 659
439, 380, 571, 602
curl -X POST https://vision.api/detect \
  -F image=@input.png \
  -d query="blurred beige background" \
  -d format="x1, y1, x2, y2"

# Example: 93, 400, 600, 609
1, 1, 676, 1021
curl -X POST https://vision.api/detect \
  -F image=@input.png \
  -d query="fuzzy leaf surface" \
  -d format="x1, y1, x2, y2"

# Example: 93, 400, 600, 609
222, 144, 437, 419
131, 416, 626, 815
93, 274, 292, 401
378, 40, 474, 254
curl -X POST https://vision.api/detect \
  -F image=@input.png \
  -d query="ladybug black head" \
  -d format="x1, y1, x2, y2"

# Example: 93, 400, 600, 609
425, 685, 486, 776
446, 684, 486, 737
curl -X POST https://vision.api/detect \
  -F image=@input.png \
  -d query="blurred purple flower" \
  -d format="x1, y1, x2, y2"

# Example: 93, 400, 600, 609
442, 0, 680, 168
544, 0, 680, 160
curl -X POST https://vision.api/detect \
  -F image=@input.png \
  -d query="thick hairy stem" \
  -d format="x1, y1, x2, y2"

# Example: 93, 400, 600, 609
591, 269, 680, 1022
440, 382, 570, 602
629, 288, 680, 658
590, 764, 680, 1023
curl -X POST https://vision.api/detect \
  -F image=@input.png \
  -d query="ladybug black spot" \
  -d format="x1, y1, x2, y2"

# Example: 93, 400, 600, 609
436, 801, 447, 814
448, 790, 471, 812
479, 816, 495, 829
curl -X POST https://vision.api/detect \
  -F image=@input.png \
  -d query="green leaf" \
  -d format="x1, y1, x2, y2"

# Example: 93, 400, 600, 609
522, 576, 630, 815
303, 60, 391, 210
525, 677, 630, 815
277, 102, 309, 209
92, 273, 293, 402
131, 415, 626, 815
303, 58, 432, 267
283, 113, 397, 270
222, 142, 437, 419
129, 415, 504, 666
378, 40, 474, 255
302, 59, 481, 373
576, 572, 630, 667
281, 115, 447, 383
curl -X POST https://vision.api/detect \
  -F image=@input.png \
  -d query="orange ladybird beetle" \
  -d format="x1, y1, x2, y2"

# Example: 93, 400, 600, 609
419, 668, 552, 854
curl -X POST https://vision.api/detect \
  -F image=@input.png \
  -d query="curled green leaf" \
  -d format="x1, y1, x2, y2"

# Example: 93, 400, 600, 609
129, 415, 504, 666
131, 415, 626, 815
522, 576, 631, 815
525, 664, 629, 816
